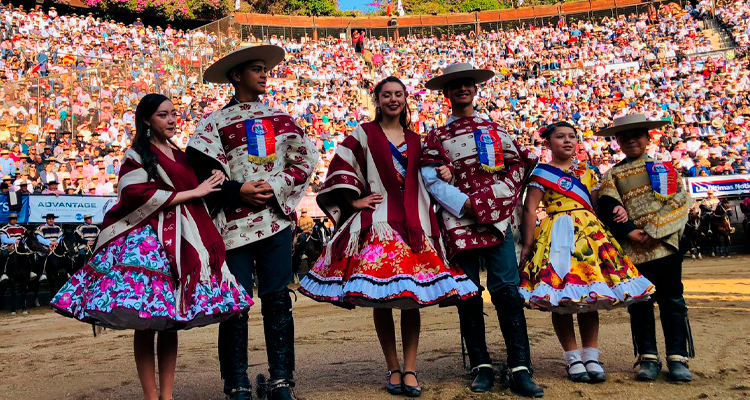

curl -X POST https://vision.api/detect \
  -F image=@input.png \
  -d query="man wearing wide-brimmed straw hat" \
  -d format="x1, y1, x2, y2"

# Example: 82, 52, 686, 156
595, 114, 694, 383
420, 63, 543, 397
187, 44, 318, 400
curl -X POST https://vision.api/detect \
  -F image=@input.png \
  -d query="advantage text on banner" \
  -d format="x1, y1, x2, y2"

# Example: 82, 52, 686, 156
29, 195, 118, 224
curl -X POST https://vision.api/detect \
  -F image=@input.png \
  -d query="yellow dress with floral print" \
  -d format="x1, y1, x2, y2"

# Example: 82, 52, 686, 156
519, 164, 654, 313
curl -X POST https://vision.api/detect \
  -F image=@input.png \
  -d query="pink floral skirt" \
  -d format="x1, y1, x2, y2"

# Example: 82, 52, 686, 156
51, 225, 253, 331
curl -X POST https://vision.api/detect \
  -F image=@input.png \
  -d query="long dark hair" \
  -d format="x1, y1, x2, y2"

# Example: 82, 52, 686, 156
133, 93, 173, 181
373, 76, 412, 130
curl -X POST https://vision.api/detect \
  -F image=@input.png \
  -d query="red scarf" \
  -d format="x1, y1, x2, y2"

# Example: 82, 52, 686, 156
319, 122, 439, 261
363, 122, 432, 253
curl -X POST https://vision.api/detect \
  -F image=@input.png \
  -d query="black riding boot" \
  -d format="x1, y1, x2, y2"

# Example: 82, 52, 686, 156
219, 312, 253, 400
457, 296, 494, 393
491, 287, 544, 398
261, 291, 296, 400
628, 299, 661, 381
659, 294, 693, 381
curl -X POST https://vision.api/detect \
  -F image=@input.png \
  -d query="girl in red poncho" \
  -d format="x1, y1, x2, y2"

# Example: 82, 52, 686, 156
50, 94, 252, 400
300, 77, 477, 396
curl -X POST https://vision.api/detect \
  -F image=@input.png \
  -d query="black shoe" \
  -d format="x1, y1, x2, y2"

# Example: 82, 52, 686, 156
583, 360, 606, 383
257, 378, 296, 400
386, 370, 403, 395
402, 371, 422, 398
566, 361, 590, 383
508, 368, 544, 398
226, 387, 253, 400
634, 354, 662, 382
269, 385, 295, 400
666, 356, 693, 382
470, 365, 495, 393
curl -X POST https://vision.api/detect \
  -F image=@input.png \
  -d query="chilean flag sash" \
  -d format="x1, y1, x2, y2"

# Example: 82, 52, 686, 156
245, 118, 277, 164
530, 163, 595, 213
473, 128, 505, 172
645, 161, 678, 201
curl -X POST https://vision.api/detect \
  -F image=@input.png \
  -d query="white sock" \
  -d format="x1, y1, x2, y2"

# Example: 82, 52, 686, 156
564, 350, 587, 375
582, 347, 605, 373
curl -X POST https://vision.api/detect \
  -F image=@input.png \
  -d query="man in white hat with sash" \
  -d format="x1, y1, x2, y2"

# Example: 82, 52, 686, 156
596, 114, 694, 382
420, 63, 543, 398
187, 45, 318, 400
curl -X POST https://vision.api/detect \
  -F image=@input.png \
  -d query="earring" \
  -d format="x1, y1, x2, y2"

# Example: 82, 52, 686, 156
146, 127, 151, 138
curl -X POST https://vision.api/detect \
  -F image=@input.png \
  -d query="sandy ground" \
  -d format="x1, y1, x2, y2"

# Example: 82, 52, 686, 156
1, 255, 750, 400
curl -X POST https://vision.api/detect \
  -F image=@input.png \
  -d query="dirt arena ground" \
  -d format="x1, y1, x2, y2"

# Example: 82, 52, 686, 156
1, 255, 749, 400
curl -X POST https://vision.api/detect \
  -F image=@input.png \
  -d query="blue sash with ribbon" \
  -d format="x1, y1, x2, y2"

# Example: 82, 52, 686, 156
530, 164, 595, 213
389, 141, 408, 182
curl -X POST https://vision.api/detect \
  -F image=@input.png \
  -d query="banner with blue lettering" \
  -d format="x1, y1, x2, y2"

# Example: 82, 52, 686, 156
28, 195, 118, 224
685, 174, 750, 198
0, 194, 30, 224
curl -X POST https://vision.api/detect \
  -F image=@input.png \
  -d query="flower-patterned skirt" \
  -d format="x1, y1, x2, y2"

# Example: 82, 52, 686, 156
50, 225, 253, 331
299, 231, 478, 309
519, 209, 654, 314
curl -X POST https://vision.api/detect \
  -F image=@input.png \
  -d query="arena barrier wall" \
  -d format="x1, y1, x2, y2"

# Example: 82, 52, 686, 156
229, 0, 687, 41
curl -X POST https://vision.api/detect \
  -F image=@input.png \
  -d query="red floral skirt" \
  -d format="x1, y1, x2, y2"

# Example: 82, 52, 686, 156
299, 231, 478, 309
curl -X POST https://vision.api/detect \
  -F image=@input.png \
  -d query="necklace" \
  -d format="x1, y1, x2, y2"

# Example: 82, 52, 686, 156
151, 140, 171, 155
379, 122, 404, 144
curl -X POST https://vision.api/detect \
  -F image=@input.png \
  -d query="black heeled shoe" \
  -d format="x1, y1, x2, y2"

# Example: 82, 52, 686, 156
386, 370, 403, 395
402, 371, 422, 397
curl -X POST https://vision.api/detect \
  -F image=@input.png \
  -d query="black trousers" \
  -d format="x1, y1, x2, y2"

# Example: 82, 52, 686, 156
218, 227, 295, 393
628, 252, 690, 357
225, 227, 293, 298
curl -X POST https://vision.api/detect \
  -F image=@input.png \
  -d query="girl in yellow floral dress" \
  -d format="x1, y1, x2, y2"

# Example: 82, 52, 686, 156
518, 122, 654, 384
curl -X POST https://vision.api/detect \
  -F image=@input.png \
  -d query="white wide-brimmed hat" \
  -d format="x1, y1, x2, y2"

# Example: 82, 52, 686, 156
595, 114, 669, 137
203, 45, 286, 84
424, 63, 495, 91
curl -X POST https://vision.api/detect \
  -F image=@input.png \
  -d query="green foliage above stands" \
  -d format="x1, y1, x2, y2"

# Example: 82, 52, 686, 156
56, 0, 234, 21
244, 0, 338, 15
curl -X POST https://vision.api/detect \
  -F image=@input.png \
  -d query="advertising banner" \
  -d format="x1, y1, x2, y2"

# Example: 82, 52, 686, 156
0, 195, 30, 224
28, 195, 118, 224
685, 174, 750, 198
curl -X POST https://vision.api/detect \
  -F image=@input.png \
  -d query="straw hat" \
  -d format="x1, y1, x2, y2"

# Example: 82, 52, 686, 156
595, 114, 669, 137
425, 63, 495, 91
203, 45, 286, 84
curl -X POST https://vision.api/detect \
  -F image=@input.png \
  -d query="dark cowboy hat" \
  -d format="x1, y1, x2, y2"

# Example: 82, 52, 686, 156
42, 213, 59, 219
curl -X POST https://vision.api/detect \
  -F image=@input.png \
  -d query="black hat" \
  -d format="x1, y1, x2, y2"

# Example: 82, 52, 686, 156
42, 213, 59, 219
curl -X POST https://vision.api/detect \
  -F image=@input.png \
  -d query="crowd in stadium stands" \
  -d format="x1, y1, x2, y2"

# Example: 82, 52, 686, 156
0, 1, 748, 198
717, 0, 750, 51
